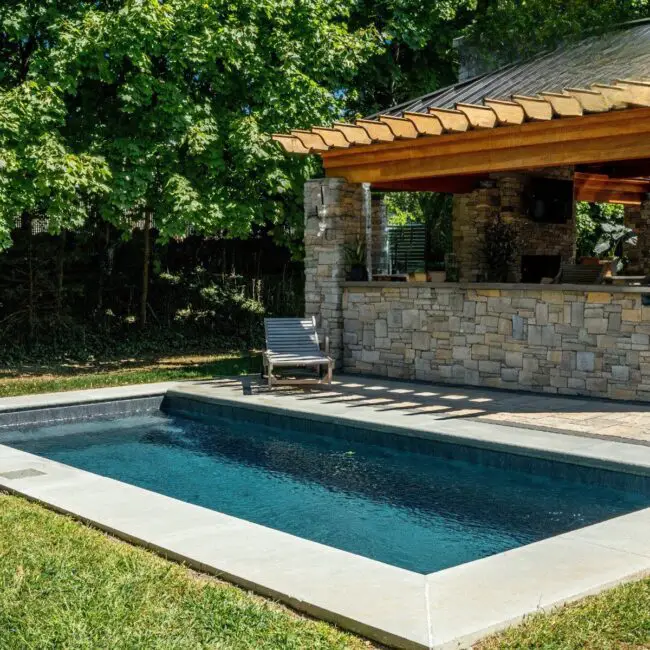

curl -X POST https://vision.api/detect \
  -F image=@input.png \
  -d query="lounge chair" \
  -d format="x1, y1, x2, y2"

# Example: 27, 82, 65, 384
263, 317, 333, 387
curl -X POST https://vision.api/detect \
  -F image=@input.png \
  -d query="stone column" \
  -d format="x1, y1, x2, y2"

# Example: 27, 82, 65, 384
304, 178, 365, 366
452, 187, 500, 281
624, 198, 650, 275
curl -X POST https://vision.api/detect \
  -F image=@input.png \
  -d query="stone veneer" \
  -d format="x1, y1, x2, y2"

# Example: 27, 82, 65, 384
343, 283, 650, 402
304, 178, 386, 366
453, 171, 576, 282
624, 199, 650, 275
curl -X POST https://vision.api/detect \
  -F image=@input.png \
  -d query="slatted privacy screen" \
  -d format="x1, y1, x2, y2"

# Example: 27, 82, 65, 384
264, 317, 321, 355
387, 223, 426, 273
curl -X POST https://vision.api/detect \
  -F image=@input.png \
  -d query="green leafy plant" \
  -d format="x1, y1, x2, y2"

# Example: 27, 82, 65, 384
484, 218, 518, 282
594, 223, 638, 272
344, 237, 367, 280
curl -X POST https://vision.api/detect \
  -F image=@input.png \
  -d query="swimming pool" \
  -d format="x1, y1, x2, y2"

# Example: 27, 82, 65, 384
3, 395, 650, 574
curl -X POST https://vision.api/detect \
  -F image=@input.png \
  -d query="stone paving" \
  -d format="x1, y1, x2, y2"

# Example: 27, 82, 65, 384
223, 374, 650, 445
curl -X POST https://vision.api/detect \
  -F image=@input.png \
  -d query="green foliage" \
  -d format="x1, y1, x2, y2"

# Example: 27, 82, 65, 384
343, 237, 366, 267
0, 0, 380, 251
466, 0, 649, 64
594, 222, 637, 271
349, 0, 474, 114
484, 218, 517, 282
575, 201, 625, 259
386, 191, 453, 263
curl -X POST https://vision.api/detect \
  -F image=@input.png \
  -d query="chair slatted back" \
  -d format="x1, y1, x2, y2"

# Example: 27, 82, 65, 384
264, 317, 321, 357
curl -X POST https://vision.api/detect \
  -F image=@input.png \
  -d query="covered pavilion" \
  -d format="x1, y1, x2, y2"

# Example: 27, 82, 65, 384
273, 20, 650, 402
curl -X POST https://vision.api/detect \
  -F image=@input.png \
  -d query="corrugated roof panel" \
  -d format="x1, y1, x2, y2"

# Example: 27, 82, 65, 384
371, 21, 650, 118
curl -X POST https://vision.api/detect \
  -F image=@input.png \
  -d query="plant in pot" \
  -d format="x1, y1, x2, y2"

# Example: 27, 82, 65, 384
484, 218, 518, 283
427, 261, 446, 283
594, 223, 637, 276
344, 238, 368, 281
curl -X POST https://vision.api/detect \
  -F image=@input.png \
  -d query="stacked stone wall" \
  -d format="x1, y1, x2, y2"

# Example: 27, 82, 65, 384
624, 200, 650, 275
343, 284, 650, 401
453, 171, 576, 282
304, 178, 387, 366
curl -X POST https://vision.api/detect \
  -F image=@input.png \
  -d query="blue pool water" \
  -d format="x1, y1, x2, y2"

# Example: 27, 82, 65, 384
5, 406, 650, 574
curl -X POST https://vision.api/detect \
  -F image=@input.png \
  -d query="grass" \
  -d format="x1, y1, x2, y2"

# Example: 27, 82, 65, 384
478, 578, 650, 649
1, 493, 649, 650
0, 493, 373, 650
1, 355, 649, 649
0, 352, 261, 398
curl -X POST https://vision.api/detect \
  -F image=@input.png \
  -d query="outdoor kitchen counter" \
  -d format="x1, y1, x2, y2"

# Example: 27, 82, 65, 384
340, 282, 650, 402
343, 281, 650, 293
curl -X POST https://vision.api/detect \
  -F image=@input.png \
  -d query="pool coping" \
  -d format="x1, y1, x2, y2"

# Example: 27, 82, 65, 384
0, 381, 649, 649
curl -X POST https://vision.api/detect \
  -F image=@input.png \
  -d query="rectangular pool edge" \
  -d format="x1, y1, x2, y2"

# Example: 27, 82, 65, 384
165, 387, 650, 480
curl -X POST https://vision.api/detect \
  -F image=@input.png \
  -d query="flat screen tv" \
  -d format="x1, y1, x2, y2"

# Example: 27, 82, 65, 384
526, 178, 574, 224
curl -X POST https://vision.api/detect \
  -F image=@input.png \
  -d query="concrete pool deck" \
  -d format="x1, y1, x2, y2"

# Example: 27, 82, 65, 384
0, 378, 650, 649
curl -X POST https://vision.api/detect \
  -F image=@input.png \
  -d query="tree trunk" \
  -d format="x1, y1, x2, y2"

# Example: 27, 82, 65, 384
140, 212, 152, 329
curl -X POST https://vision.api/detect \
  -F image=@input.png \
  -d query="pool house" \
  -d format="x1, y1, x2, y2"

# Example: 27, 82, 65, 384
274, 20, 650, 403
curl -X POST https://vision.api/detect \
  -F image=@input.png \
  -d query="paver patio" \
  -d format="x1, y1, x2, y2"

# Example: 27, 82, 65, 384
200, 375, 650, 445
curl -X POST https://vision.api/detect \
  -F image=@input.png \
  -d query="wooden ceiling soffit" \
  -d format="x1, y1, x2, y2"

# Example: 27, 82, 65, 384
372, 175, 483, 193
455, 103, 497, 129
311, 127, 350, 148
271, 134, 311, 154
427, 107, 470, 132
538, 92, 583, 117
331, 122, 372, 145
321, 107, 650, 184
355, 119, 395, 142
290, 130, 329, 151
403, 111, 443, 135
512, 95, 553, 121
575, 171, 650, 205
379, 115, 419, 139
483, 98, 525, 125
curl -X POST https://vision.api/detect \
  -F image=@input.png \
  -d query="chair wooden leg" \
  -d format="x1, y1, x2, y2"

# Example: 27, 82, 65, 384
268, 361, 274, 388
326, 361, 333, 384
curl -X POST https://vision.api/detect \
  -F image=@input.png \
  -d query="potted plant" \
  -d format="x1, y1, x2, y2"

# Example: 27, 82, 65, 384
594, 223, 637, 276
427, 261, 446, 283
484, 218, 518, 282
409, 266, 428, 282
445, 253, 460, 282
344, 238, 368, 281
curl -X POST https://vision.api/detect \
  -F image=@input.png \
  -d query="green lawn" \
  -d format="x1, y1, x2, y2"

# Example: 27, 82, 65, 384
0, 494, 371, 650
1, 359, 649, 649
0, 352, 260, 398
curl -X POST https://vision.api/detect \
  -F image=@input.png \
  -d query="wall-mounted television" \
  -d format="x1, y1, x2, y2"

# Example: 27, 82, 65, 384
526, 178, 574, 224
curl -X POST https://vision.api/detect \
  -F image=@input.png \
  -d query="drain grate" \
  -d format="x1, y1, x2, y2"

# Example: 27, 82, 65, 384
0, 468, 46, 480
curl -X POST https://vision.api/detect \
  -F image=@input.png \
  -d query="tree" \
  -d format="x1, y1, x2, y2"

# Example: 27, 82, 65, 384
348, 0, 474, 115
1, 0, 380, 324
465, 0, 649, 63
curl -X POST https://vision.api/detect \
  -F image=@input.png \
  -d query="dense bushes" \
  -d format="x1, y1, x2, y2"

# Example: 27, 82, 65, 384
0, 221, 303, 364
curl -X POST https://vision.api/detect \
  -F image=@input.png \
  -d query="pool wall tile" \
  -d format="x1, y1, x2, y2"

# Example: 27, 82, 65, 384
162, 394, 650, 495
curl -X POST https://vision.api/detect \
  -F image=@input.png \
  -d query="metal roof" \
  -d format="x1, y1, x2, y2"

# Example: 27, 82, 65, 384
371, 20, 650, 118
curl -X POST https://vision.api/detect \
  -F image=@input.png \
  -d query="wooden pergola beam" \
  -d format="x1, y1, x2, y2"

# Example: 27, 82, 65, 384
321, 108, 650, 184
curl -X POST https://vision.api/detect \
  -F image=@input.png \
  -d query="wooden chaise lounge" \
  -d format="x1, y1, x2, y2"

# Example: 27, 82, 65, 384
263, 317, 333, 387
